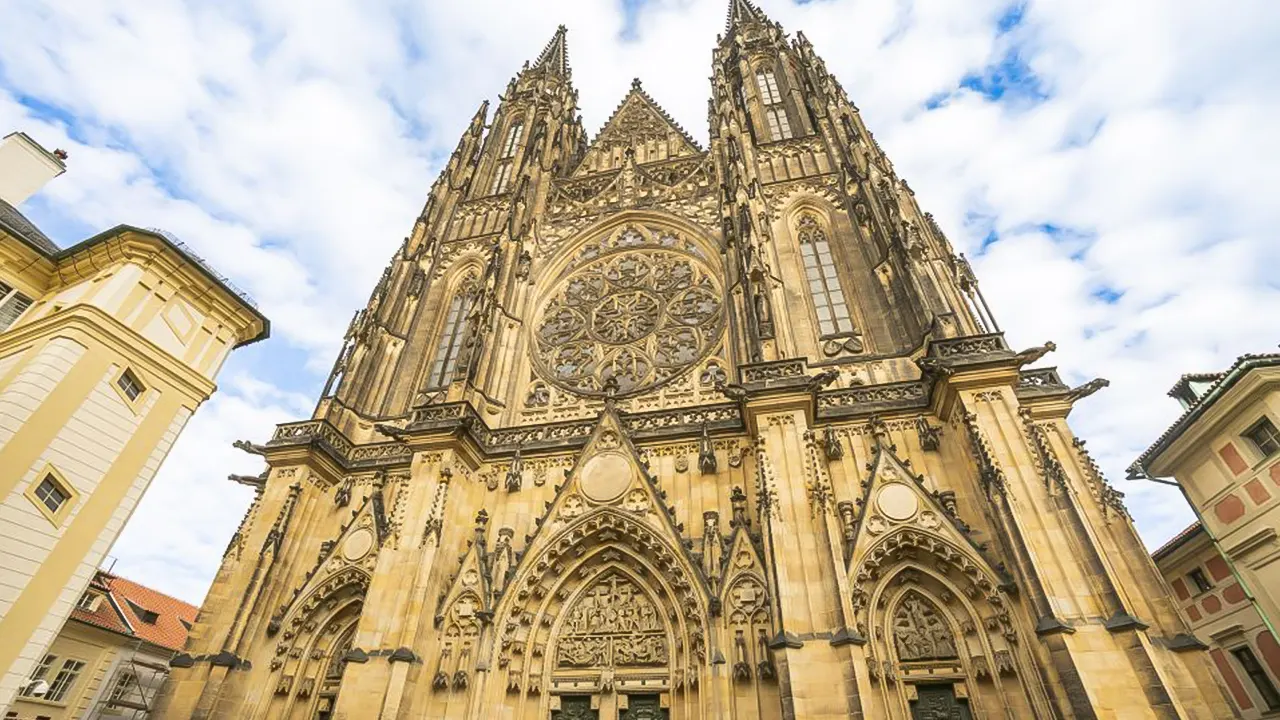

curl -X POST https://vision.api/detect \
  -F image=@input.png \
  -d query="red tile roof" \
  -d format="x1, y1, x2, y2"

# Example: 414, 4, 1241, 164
68, 571, 197, 652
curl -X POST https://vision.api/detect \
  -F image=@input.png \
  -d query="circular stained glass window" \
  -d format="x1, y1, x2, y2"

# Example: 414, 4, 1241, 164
532, 239, 724, 398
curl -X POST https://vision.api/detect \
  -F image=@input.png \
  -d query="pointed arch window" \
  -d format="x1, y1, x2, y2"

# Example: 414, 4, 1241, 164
755, 69, 792, 141
427, 282, 476, 388
796, 214, 853, 336
500, 121, 524, 158
490, 120, 523, 194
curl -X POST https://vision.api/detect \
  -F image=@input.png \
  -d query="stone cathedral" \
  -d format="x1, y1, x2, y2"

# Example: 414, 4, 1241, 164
157, 3, 1235, 719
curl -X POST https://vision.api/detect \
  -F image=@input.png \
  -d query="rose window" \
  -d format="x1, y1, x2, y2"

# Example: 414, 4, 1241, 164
533, 244, 724, 397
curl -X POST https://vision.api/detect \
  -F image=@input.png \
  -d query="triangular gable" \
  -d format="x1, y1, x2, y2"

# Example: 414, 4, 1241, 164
572, 81, 703, 177
845, 422, 1007, 589
521, 403, 689, 552
719, 527, 769, 623
435, 514, 494, 629
266, 492, 383, 637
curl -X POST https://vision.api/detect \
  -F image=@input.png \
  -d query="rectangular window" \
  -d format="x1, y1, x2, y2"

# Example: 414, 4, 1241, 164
1233, 646, 1280, 710
0, 281, 34, 332
116, 369, 144, 402
19, 655, 56, 697
765, 107, 793, 141
76, 592, 97, 611
34, 476, 69, 515
108, 671, 136, 702
1187, 567, 1213, 594
428, 293, 470, 388
45, 659, 85, 703
1244, 417, 1280, 459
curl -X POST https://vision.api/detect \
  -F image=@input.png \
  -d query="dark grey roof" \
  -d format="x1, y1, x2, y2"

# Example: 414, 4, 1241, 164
0, 197, 59, 255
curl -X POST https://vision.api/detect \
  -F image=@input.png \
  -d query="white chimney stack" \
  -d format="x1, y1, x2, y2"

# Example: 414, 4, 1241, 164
0, 131, 67, 206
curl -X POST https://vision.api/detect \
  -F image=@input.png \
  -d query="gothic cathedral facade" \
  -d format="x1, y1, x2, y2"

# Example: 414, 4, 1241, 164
157, 3, 1236, 718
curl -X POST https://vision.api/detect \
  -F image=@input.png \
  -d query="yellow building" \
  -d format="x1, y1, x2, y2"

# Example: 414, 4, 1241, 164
8, 570, 198, 720
1134, 355, 1280, 717
159, 3, 1235, 718
0, 131, 269, 713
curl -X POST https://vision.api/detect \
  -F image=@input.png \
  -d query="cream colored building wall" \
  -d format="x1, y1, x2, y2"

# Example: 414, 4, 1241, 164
1156, 529, 1280, 718
0, 353, 168, 703
0, 338, 85, 451
9, 621, 122, 720
0, 394, 189, 710
15, 261, 237, 382
1156, 375, 1280, 639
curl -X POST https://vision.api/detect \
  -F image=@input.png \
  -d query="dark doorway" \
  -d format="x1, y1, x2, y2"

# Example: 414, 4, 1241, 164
910, 683, 973, 720
620, 693, 667, 720
553, 695, 598, 720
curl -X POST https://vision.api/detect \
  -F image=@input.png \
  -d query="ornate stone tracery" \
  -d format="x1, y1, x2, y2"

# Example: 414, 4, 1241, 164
532, 226, 725, 398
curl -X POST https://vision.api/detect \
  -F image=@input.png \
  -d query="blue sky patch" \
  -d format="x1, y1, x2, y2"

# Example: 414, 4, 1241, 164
959, 47, 1048, 103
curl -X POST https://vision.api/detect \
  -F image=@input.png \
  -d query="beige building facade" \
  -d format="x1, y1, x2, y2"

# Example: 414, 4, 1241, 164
1153, 523, 1280, 718
159, 3, 1236, 718
0, 132, 268, 713
1134, 355, 1280, 718
8, 570, 198, 720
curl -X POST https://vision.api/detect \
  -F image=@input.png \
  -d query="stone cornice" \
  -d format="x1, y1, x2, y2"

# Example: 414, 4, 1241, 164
10, 225, 268, 347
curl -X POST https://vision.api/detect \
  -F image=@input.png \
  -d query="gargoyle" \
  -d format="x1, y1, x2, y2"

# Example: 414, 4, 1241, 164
232, 439, 267, 456
714, 381, 749, 402
1014, 341, 1057, 367
374, 423, 410, 442
915, 356, 953, 378
807, 368, 841, 392
228, 472, 266, 488
1067, 378, 1109, 402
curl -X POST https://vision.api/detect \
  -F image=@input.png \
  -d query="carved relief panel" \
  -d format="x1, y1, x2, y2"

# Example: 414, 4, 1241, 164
556, 574, 669, 669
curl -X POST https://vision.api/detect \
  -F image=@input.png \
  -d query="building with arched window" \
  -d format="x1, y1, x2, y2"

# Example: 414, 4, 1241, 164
157, 4, 1235, 719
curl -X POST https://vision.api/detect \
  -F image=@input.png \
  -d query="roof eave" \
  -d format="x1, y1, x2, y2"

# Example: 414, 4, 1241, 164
1131, 355, 1280, 478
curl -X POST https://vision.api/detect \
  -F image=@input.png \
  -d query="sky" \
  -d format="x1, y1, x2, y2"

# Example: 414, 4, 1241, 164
2, 0, 1278, 605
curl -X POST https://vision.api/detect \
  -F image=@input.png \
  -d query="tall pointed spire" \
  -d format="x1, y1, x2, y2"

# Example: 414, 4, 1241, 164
725, 0, 767, 31
532, 24, 570, 78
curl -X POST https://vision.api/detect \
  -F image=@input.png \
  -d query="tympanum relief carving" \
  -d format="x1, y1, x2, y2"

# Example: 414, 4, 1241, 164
556, 574, 669, 668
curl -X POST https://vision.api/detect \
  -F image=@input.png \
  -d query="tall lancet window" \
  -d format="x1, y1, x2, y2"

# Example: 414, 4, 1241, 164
797, 214, 853, 336
490, 120, 523, 194
427, 282, 476, 388
755, 69, 793, 141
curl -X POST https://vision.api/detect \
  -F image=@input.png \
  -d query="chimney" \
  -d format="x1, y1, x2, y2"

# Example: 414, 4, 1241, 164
0, 131, 67, 206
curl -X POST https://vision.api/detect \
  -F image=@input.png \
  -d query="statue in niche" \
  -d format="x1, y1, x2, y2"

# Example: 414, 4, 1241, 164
893, 591, 958, 662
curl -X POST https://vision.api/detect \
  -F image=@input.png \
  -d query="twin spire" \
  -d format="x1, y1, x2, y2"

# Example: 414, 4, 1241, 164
527, 0, 771, 79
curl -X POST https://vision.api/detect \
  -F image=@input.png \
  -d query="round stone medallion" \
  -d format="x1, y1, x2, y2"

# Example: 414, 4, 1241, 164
579, 452, 633, 504
341, 527, 375, 561
876, 484, 920, 522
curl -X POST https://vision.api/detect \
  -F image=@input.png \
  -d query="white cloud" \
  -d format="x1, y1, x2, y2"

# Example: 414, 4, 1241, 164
2, 0, 1277, 599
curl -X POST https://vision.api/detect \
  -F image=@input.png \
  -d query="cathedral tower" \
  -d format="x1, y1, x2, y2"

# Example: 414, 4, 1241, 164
158, 5, 1233, 718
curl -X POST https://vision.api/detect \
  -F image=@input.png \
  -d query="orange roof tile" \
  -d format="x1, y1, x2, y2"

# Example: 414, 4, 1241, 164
67, 571, 197, 653
105, 574, 198, 652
